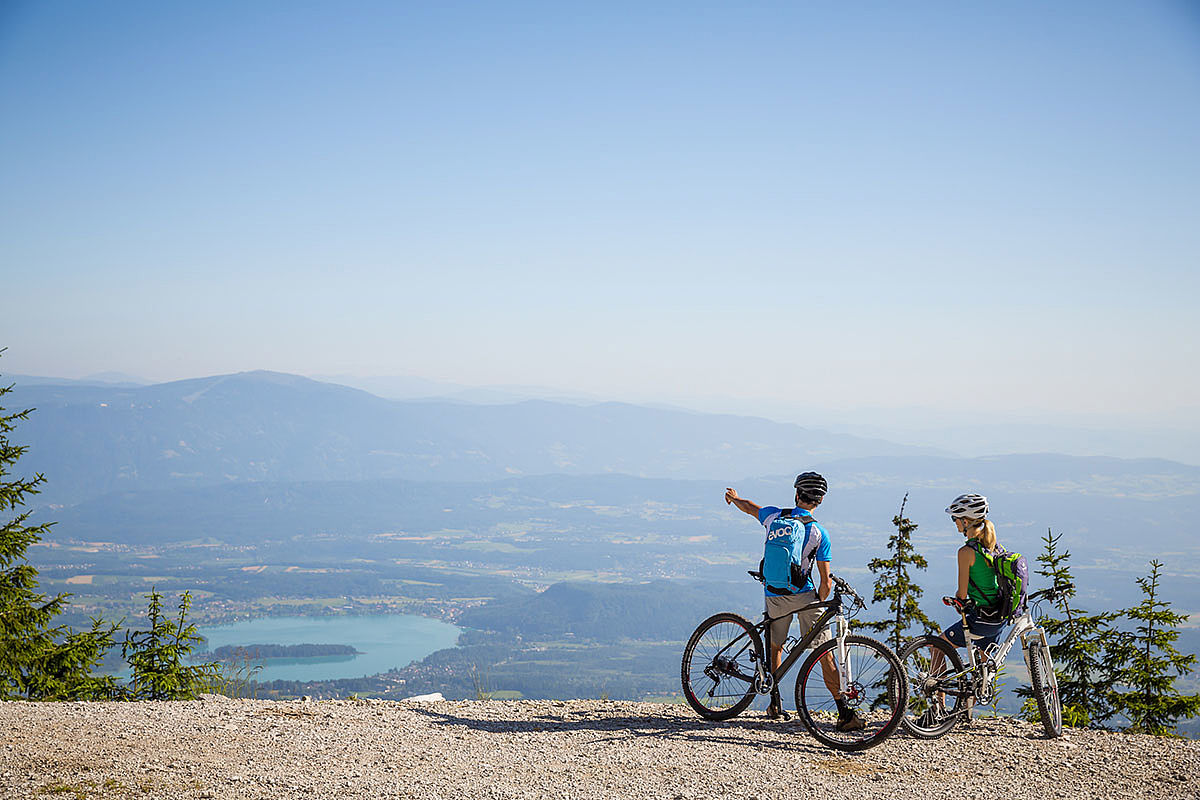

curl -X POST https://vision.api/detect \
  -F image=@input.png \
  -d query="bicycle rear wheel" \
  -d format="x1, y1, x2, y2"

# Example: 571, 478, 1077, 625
1028, 642, 1063, 738
681, 612, 762, 720
898, 635, 966, 739
794, 634, 906, 751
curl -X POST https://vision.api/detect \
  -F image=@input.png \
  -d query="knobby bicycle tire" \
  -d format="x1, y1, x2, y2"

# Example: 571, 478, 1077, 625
1028, 642, 1063, 738
794, 633, 907, 751
681, 612, 763, 720
898, 635, 966, 739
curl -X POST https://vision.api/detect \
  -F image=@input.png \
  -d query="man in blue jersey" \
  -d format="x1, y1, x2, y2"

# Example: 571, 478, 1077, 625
725, 472, 865, 731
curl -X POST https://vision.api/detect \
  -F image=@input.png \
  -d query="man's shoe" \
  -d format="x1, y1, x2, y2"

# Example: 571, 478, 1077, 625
836, 709, 866, 732
766, 692, 792, 720
766, 703, 792, 720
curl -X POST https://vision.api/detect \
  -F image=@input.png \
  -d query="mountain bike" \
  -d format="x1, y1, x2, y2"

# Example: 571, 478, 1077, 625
898, 583, 1072, 739
680, 572, 907, 752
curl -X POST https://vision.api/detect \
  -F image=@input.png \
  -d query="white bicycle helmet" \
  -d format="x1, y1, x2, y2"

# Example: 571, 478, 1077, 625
945, 493, 988, 520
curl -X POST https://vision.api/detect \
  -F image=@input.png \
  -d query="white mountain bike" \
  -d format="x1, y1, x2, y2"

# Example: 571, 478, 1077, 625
898, 583, 1071, 739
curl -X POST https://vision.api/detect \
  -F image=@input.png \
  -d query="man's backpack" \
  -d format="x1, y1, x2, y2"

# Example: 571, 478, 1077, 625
759, 510, 820, 595
969, 541, 1029, 622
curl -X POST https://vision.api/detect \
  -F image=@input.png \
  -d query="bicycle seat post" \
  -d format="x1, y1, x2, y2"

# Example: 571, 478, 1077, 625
961, 609, 984, 669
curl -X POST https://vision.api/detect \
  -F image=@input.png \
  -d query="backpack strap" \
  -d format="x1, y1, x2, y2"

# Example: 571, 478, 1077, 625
968, 575, 994, 603
967, 539, 1000, 563
792, 513, 820, 591
781, 509, 818, 527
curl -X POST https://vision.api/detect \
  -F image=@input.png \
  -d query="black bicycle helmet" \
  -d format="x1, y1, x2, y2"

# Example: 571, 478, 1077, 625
793, 471, 828, 502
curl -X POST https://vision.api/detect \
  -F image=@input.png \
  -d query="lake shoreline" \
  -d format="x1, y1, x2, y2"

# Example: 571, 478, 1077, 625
197, 613, 462, 683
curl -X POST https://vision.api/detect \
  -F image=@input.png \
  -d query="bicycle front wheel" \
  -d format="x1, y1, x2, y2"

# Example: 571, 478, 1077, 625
898, 635, 966, 739
1028, 642, 1063, 738
794, 634, 906, 751
681, 612, 762, 720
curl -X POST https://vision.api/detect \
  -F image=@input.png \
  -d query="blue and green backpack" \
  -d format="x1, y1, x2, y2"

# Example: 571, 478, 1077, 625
968, 540, 1029, 622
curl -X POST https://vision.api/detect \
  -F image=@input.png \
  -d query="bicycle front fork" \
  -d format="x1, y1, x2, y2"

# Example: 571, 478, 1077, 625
834, 614, 850, 697
1020, 626, 1051, 677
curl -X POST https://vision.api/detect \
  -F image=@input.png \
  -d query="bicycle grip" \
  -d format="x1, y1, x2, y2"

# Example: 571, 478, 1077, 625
942, 595, 968, 611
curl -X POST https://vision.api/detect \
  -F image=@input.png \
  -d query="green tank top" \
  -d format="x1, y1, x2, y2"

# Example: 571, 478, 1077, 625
967, 547, 1000, 609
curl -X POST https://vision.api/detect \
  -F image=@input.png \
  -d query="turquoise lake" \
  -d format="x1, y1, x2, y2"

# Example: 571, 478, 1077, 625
198, 614, 462, 683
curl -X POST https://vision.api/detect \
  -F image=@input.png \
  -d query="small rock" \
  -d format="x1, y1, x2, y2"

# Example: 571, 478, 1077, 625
196, 693, 232, 703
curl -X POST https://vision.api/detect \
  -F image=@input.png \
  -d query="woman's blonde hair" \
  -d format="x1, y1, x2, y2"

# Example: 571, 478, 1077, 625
966, 519, 998, 553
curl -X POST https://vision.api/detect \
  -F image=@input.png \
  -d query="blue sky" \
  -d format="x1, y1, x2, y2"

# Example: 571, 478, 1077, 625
2, 1, 1198, 417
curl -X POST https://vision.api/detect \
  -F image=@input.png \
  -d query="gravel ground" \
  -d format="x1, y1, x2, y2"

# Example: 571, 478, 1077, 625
1, 697, 1194, 799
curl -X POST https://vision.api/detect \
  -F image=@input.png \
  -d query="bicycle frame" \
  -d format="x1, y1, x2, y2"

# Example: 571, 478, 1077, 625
756, 594, 849, 695
701, 578, 866, 703
900, 585, 1069, 740
938, 606, 1049, 701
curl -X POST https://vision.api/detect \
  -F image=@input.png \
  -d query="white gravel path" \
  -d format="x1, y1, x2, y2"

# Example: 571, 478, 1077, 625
2, 698, 1194, 799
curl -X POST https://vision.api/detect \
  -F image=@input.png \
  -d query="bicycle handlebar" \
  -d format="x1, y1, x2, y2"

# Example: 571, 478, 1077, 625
832, 574, 867, 610
942, 595, 974, 613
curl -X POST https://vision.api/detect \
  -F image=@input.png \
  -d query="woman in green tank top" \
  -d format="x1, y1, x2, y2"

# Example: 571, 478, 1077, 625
928, 493, 1007, 719
943, 493, 1004, 639
965, 541, 1001, 609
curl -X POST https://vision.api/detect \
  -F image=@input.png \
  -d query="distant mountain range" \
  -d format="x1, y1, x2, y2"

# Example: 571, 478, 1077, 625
14, 370, 1198, 465
318, 374, 1200, 465
6, 372, 149, 388
7, 370, 945, 507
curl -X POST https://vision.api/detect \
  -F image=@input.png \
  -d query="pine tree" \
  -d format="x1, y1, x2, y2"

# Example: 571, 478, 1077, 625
1022, 530, 1118, 727
0, 357, 119, 699
1107, 560, 1200, 735
858, 494, 937, 654
123, 588, 218, 700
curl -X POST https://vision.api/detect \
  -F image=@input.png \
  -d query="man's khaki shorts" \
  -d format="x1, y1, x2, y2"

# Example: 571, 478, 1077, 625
765, 590, 832, 649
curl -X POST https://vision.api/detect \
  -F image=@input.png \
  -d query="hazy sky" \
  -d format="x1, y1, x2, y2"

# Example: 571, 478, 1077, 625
3, 1, 1198, 417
